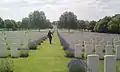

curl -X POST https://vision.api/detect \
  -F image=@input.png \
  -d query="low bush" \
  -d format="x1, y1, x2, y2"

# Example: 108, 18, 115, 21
28, 40, 38, 50
103, 49, 105, 53
82, 48, 85, 53
92, 48, 96, 53
65, 50, 74, 58
68, 59, 87, 72
18, 48, 29, 57
0, 59, 14, 72
113, 49, 116, 53
37, 38, 43, 44
82, 53, 85, 59
69, 64, 86, 72
28, 35, 47, 50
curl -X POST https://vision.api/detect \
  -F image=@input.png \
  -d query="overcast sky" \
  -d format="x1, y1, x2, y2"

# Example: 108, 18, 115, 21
0, 0, 120, 21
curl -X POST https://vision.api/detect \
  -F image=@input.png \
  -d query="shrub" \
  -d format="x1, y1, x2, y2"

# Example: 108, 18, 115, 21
113, 49, 116, 53
68, 59, 87, 72
28, 40, 38, 50
6, 42, 10, 50
37, 38, 43, 45
82, 48, 85, 53
103, 49, 105, 53
65, 50, 74, 58
0, 59, 14, 72
69, 64, 86, 72
82, 53, 85, 59
92, 48, 96, 53
18, 48, 29, 57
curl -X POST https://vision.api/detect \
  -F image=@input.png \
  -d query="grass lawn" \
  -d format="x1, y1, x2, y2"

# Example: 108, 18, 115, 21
99, 60, 120, 72
11, 32, 71, 72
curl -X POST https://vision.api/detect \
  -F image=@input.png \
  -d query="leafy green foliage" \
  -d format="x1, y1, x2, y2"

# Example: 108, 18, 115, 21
28, 11, 51, 30
94, 16, 111, 33
0, 10, 52, 30
58, 11, 78, 30
69, 64, 86, 72
65, 50, 74, 58
107, 14, 120, 33
21, 17, 29, 29
0, 17, 4, 28
102, 49, 105, 53
92, 48, 96, 53
88, 21, 96, 32
0, 59, 14, 72
19, 49, 29, 57
93, 14, 120, 34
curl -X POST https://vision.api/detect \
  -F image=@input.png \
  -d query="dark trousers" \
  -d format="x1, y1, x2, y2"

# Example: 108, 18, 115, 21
49, 37, 52, 44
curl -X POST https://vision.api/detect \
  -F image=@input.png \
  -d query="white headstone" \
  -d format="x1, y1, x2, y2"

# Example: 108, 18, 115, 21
104, 55, 116, 72
114, 40, 120, 47
116, 45, 120, 60
84, 40, 92, 45
105, 45, 113, 55
107, 41, 113, 46
87, 54, 99, 72
85, 44, 93, 56
10, 43, 20, 58
75, 44, 82, 58
0, 42, 8, 57
95, 45, 100, 54
22, 36, 29, 49
100, 39, 106, 47
92, 40, 96, 49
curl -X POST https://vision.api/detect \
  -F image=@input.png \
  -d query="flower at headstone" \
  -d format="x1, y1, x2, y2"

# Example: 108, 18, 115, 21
113, 49, 116, 54
65, 48, 74, 57
103, 49, 105, 53
92, 48, 96, 53
82, 48, 85, 53
82, 53, 85, 59
67, 59, 87, 72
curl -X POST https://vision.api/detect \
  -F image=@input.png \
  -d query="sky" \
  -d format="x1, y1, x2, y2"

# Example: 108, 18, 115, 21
0, 0, 120, 22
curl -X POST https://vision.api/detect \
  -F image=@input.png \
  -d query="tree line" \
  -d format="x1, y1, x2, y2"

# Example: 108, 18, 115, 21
0, 11, 53, 31
57, 11, 120, 34
0, 10, 120, 34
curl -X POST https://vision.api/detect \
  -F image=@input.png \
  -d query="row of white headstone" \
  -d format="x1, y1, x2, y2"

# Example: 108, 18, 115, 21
84, 38, 120, 47
75, 44, 120, 60
0, 31, 29, 58
87, 54, 116, 72
0, 32, 48, 58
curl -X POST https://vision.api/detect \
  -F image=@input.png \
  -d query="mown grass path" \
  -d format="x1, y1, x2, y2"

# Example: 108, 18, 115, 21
13, 32, 71, 72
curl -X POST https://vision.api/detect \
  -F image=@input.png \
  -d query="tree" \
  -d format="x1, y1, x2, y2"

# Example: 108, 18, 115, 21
4, 19, 14, 30
58, 11, 78, 31
28, 11, 50, 31
32, 11, 41, 30
28, 12, 34, 29
17, 21, 22, 30
88, 21, 96, 32
45, 19, 51, 28
94, 16, 111, 33
107, 14, 120, 33
0, 17, 4, 28
21, 17, 29, 29
77, 20, 88, 30
10, 20, 17, 30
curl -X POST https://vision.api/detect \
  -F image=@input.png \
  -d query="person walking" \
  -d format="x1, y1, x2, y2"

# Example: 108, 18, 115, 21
47, 30, 53, 44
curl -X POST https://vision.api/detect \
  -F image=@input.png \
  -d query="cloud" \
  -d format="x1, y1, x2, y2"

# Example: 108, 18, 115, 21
0, 0, 120, 21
